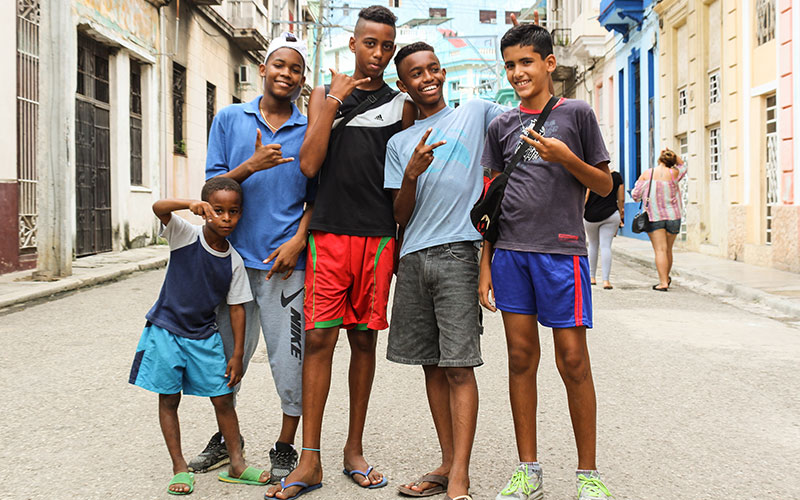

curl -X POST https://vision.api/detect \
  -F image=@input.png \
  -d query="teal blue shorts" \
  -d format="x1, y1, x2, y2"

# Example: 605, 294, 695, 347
128, 323, 233, 397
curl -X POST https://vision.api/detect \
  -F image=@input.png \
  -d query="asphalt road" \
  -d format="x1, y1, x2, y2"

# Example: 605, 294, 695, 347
1, 257, 798, 499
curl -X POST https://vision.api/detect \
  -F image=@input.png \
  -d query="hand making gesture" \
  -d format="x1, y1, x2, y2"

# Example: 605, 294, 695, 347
521, 129, 575, 166
250, 129, 294, 172
188, 200, 216, 222
327, 68, 372, 103
404, 128, 447, 182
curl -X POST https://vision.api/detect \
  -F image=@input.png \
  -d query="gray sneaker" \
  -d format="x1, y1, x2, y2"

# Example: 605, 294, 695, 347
496, 464, 543, 500
187, 432, 244, 473
268, 444, 298, 484
576, 471, 612, 499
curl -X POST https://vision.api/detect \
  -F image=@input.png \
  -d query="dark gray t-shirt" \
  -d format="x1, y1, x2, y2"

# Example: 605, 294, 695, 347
481, 98, 610, 255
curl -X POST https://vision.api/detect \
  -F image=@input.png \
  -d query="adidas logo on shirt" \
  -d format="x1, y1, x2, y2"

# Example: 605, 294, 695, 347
375, 114, 383, 121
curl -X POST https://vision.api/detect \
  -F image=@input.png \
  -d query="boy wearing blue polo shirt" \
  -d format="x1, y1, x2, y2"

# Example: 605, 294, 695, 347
479, 24, 613, 500
384, 42, 506, 500
193, 33, 314, 483
129, 177, 270, 494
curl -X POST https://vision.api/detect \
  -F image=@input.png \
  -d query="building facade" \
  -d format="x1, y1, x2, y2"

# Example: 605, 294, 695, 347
2, 0, 272, 276
655, 0, 800, 271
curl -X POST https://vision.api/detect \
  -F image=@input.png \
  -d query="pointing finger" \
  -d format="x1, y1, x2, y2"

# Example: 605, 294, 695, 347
354, 76, 371, 87
528, 129, 544, 141
520, 134, 538, 147
428, 140, 447, 150
276, 157, 295, 164
329, 68, 337, 77
533, 10, 540, 25
263, 248, 279, 265
510, 13, 519, 26
255, 128, 262, 148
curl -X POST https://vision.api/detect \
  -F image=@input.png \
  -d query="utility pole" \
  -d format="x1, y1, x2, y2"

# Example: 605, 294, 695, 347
312, 0, 327, 87
35, 0, 74, 280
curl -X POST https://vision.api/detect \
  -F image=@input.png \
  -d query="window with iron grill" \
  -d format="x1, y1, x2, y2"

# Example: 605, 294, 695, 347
708, 71, 720, 105
480, 10, 497, 24
429, 7, 446, 18
130, 61, 143, 186
505, 11, 520, 24
678, 87, 687, 115
765, 94, 778, 244
709, 127, 721, 181
756, 0, 775, 46
678, 135, 689, 240
206, 81, 216, 141
173, 62, 186, 154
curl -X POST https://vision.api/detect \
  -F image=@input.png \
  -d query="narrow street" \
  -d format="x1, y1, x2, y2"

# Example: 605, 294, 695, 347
1, 257, 798, 500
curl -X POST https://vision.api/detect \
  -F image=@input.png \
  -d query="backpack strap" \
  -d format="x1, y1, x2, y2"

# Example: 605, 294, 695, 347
330, 85, 394, 135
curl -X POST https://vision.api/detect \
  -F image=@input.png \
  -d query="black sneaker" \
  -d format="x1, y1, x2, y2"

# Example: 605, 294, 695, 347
187, 432, 245, 473
268, 443, 298, 484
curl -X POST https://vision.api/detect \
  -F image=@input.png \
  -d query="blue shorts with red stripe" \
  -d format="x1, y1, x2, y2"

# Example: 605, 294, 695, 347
491, 249, 592, 329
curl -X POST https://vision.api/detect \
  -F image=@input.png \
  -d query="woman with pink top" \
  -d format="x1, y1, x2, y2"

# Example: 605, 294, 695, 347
631, 149, 687, 291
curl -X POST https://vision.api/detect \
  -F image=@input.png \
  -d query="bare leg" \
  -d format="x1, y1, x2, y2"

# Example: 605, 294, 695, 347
553, 327, 597, 470
666, 232, 678, 280
501, 311, 541, 462
647, 229, 670, 288
342, 329, 384, 486
277, 413, 300, 445
159, 393, 191, 494
443, 366, 478, 498
402, 365, 453, 494
265, 327, 338, 498
212, 393, 269, 482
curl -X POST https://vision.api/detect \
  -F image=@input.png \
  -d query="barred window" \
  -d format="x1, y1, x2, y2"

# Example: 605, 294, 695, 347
708, 71, 720, 105
479, 10, 497, 24
206, 81, 216, 141
709, 127, 721, 181
429, 7, 446, 17
756, 0, 775, 46
130, 61, 143, 185
678, 87, 687, 115
173, 62, 186, 154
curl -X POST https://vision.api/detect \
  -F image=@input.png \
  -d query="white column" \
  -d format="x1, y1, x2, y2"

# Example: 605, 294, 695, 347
36, 0, 76, 278
110, 50, 130, 252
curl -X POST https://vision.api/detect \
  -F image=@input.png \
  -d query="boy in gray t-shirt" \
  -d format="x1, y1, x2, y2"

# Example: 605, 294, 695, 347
478, 24, 614, 500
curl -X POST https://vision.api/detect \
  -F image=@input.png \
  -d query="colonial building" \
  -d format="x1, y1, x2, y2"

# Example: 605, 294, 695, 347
1, 0, 282, 276
655, 0, 800, 271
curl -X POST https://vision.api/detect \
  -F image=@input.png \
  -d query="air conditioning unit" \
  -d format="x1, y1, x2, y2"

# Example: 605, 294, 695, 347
239, 65, 252, 85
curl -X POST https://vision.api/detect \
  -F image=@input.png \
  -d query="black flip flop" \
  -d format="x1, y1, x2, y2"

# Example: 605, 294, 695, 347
652, 285, 668, 292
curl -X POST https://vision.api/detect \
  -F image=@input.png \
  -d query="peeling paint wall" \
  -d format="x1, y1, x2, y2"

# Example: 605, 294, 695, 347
73, 0, 158, 50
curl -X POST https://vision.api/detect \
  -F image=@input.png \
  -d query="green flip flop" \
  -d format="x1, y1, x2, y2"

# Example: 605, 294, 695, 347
218, 466, 269, 485
167, 472, 195, 495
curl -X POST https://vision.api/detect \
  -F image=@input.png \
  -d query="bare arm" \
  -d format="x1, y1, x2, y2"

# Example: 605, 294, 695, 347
299, 70, 372, 178
392, 128, 447, 227
225, 303, 245, 387
263, 203, 314, 281
401, 99, 418, 130
152, 199, 215, 226
478, 240, 496, 312
219, 129, 294, 183
616, 183, 625, 223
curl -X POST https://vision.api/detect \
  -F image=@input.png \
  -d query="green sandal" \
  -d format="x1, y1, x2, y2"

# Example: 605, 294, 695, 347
167, 472, 195, 495
218, 466, 269, 485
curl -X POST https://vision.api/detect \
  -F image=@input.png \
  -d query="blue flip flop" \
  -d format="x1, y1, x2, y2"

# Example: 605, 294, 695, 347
264, 477, 323, 500
343, 466, 388, 489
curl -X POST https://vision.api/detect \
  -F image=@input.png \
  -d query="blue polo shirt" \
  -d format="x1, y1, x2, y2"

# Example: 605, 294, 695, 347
206, 97, 314, 270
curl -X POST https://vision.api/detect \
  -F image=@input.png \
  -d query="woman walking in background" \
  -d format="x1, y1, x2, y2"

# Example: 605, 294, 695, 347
632, 149, 687, 291
584, 170, 625, 289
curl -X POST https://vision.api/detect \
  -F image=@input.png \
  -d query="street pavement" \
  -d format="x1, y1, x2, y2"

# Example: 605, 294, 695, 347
1, 256, 799, 499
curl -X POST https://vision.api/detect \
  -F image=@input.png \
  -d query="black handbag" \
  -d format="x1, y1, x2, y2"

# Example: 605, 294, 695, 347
631, 168, 655, 234
471, 96, 558, 243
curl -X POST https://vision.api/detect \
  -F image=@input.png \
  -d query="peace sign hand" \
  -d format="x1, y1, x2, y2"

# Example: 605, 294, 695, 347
251, 129, 294, 172
328, 69, 371, 103
404, 128, 447, 181
521, 129, 574, 165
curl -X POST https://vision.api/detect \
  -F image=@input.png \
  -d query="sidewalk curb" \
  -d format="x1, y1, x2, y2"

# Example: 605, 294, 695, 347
615, 246, 800, 319
0, 255, 168, 310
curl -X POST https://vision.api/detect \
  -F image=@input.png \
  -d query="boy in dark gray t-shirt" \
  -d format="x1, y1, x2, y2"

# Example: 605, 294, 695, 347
478, 23, 614, 500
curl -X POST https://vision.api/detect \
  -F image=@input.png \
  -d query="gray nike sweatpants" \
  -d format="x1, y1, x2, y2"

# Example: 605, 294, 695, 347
216, 268, 304, 417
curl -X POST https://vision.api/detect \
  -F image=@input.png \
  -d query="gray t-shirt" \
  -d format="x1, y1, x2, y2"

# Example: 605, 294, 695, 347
481, 98, 610, 255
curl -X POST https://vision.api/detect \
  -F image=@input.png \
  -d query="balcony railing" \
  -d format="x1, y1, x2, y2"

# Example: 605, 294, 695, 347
598, 0, 644, 39
226, 0, 269, 51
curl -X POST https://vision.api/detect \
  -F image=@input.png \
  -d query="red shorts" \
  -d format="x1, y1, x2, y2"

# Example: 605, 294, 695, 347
304, 231, 395, 331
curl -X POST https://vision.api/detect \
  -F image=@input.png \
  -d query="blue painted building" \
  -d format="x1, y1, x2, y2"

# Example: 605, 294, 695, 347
598, 0, 659, 239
